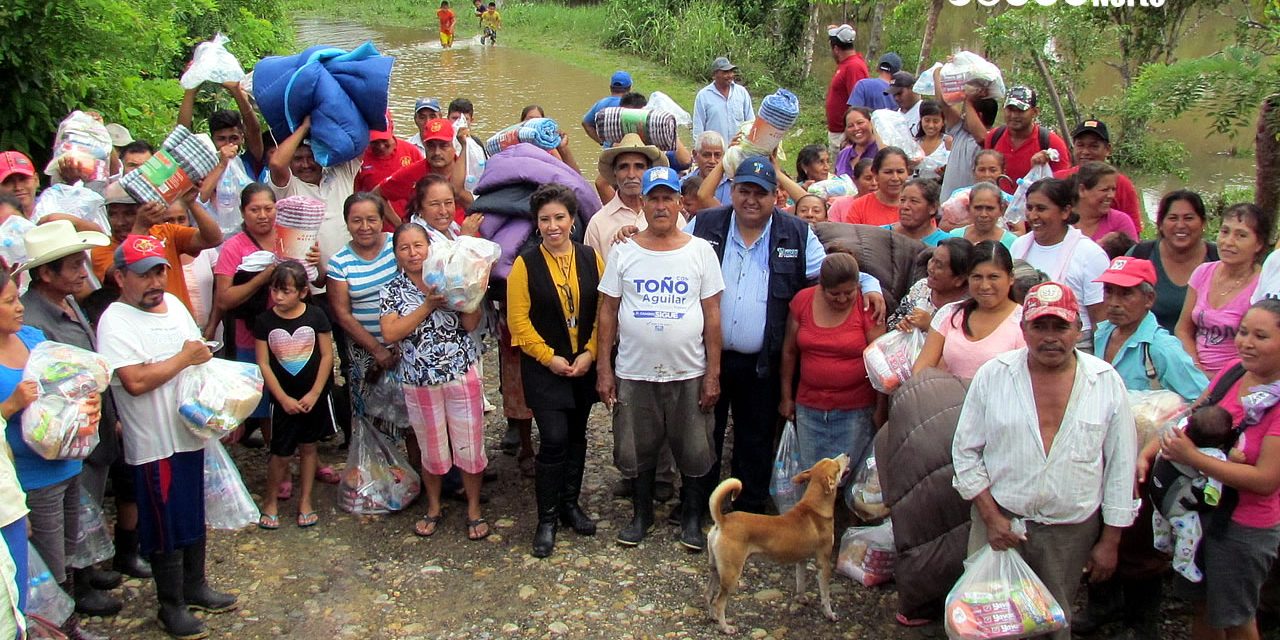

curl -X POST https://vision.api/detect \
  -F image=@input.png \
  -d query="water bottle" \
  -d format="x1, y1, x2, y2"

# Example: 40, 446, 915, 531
215, 171, 238, 221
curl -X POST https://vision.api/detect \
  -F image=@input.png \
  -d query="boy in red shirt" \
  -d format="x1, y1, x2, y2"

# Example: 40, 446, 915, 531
437, 1, 457, 48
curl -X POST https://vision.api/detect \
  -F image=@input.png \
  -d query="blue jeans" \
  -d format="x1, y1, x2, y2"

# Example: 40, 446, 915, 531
794, 405, 875, 472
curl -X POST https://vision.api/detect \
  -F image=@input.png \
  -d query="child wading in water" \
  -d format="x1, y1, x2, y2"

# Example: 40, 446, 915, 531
480, 1, 501, 45
437, 1, 457, 48
254, 260, 336, 529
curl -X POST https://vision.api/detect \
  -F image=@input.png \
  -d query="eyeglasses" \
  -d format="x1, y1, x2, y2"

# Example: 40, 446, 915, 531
558, 282, 577, 328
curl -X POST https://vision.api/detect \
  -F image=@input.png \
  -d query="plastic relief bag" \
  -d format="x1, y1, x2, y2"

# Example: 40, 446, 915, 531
807, 176, 856, 200
944, 545, 1067, 640
422, 236, 501, 313
871, 109, 924, 163
940, 188, 973, 232
362, 369, 409, 426
1128, 389, 1189, 449
863, 329, 926, 394
846, 455, 890, 522
212, 158, 255, 236
44, 111, 113, 183
177, 359, 265, 439
21, 342, 112, 461
32, 184, 110, 234
180, 33, 247, 90
26, 542, 73, 625
1004, 163, 1055, 226
770, 420, 804, 514
914, 52, 1007, 103
203, 439, 260, 530
340, 420, 421, 515
836, 522, 896, 586
647, 91, 693, 128
0, 216, 35, 268
68, 489, 113, 569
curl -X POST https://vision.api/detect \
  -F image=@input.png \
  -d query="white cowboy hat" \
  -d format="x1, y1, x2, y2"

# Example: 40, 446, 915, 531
17, 219, 110, 273
597, 132, 669, 187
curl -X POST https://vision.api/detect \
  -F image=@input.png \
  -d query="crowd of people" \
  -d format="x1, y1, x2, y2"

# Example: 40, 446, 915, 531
0, 17, 1275, 640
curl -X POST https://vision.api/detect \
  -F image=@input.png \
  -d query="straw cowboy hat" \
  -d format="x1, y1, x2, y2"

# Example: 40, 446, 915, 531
17, 219, 110, 273
597, 133, 668, 186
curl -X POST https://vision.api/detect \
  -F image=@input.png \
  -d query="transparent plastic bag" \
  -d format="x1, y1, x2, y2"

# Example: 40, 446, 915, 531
363, 370, 409, 426
177, 359, 265, 440
647, 91, 692, 128
1004, 163, 1054, 226
21, 342, 112, 461
836, 522, 896, 586
421, 236, 501, 313
914, 52, 1007, 103
203, 439, 260, 530
871, 109, 923, 164
807, 176, 855, 200
940, 188, 973, 232
180, 33, 246, 90
846, 455, 890, 522
26, 542, 73, 625
944, 545, 1067, 640
1128, 390, 1189, 449
770, 420, 804, 514
863, 329, 926, 394
212, 158, 255, 236
67, 489, 113, 569
32, 184, 110, 234
0, 215, 35, 268
340, 420, 421, 515
44, 111, 113, 183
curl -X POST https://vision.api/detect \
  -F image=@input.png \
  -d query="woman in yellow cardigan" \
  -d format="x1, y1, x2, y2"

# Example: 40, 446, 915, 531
506, 184, 604, 558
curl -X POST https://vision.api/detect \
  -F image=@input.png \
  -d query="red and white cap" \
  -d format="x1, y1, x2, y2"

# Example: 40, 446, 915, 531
1023, 282, 1079, 324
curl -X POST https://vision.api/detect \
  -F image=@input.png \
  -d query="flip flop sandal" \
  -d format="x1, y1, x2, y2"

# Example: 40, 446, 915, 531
258, 514, 280, 530
466, 517, 492, 541
895, 613, 932, 627
414, 513, 443, 538
315, 466, 340, 484
297, 512, 319, 528
277, 480, 293, 501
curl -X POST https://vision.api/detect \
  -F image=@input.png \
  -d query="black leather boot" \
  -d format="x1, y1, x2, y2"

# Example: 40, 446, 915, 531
1072, 579, 1122, 635
181, 539, 237, 613
679, 474, 709, 551
83, 566, 123, 591
558, 441, 596, 536
150, 551, 207, 640
616, 469, 655, 546
111, 526, 152, 579
532, 461, 564, 558
70, 569, 122, 617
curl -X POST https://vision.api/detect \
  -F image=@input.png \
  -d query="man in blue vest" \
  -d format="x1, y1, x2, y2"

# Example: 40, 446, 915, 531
686, 156, 886, 514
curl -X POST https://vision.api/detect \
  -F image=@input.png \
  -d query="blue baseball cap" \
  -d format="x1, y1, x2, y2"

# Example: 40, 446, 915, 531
641, 166, 681, 195
414, 97, 442, 114
732, 156, 777, 192
610, 70, 633, 90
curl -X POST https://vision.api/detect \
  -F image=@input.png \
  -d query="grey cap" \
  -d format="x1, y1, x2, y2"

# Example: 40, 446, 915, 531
712, 57, 737, 72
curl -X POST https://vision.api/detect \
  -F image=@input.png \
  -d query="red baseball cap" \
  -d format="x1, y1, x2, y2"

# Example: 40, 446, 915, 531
113, 234, 168, 274
1023, 282, 1079, 324
0, 151, 36, 183
370, 110, 395, 141
1093, 256, 1157, 288
422, 118, 455, 145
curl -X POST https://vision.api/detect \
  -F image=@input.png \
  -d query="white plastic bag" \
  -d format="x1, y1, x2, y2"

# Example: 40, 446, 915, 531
836, 522, 896, 586
846, 455, 889, 522
770, 420, 804, 514
944, 545, 1067, 640
0, 216, 35, 268
863, 329, 926, 394
340, 420, 421, 515
1129, 390, 1189, 449
26, 542, 73, 625
21, 342, 112, 461
870, 109, 923, 163
212, 159, 255, 236
808, 176, 856, 200
68, 489, 113, 569
940, 188, 973, 232
44, 111, 113, 183
1004, 163, 1055, 226
203, 439, 260, 530
177, 359, 265, 440
422, 236, 501, 313
32, 183, 110, 234
914, 52, 1007, 102
647, 91, 692, 128
180, 33, 246, 90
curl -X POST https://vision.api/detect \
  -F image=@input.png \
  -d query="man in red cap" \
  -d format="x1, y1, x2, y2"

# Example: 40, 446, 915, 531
354, 113, 423, 198
953, 281, 1138, 640
374, 118, 472, 222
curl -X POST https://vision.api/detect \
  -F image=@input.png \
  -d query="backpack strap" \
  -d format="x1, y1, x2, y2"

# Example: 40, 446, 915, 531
989, 126, 1007, 149
1141, 342, 1162, 391
1037, 126, 1051, 152
1198, 362, 1247, 410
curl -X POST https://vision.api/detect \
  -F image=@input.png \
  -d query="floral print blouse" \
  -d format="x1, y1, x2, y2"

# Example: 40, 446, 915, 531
379, 271, 479, 386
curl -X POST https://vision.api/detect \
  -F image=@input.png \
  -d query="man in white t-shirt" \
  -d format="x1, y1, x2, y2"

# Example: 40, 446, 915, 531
597, 166, 724, 551
96, 235, 238, 639
267, 116, 360, 264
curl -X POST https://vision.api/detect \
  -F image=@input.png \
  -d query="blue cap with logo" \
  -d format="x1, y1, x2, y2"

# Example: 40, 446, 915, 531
610, 70, 633, 90
732, 156, 777, 192
641, 166, 681, 195
414, 97, 442, 114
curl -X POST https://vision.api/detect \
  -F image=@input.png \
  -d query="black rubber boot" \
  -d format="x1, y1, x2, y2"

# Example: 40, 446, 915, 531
83, 566, 123, 590
59, 615, 108, 640
112, 526, 152, 579
616, 469, 655, 547
181, 539, 237, 613
1122, 577, 1162, 640
150, 551, 208, 640
532, 461, 563, 558
558, 441, 596, 536
679, 474, 709, 551
70, 569, 122, 617
1071, 579, 1122, 636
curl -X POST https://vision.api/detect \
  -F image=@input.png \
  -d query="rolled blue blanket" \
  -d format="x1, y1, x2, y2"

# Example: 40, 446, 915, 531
757, 88, 800, 129
483, 118, 561, 157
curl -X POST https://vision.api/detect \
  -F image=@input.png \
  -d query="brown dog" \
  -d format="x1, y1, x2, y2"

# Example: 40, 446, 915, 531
704, 454, 850, 634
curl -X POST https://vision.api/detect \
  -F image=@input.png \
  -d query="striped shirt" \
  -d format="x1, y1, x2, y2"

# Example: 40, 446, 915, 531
326, 234, 397, 342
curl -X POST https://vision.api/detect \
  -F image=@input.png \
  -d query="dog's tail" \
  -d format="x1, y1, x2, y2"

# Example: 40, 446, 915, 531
708, 478, 741, 528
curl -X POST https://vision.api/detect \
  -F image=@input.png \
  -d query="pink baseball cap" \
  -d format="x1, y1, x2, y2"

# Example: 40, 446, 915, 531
0, 151, 36, 183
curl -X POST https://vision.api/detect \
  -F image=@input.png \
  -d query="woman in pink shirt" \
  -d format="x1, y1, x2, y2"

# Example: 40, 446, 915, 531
1073, 161, 1137, 243
913, 241, 1024, 379
1176, 203, 1268, 378
779, 251, 884, 470
1153, 299, 1280, 639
